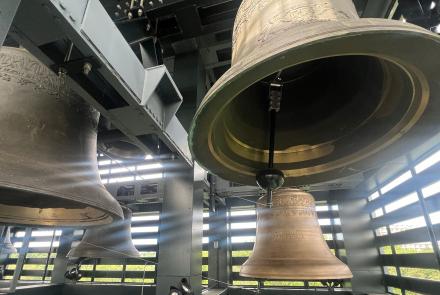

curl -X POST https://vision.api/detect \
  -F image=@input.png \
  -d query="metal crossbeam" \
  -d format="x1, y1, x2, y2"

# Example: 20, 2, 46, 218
8, 0, 192, 166
0, 0, 21, 46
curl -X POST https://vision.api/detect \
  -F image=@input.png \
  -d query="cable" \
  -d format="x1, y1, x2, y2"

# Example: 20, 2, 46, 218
141, 261, 147, 295
77, 241, 258, 294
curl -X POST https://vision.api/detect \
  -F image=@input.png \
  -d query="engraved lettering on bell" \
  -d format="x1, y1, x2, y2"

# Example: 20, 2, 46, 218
257, 2, 354, 45
272, 229, 320, 241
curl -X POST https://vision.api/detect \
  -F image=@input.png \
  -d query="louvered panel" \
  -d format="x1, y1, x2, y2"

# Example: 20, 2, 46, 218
380, 253, 439, 269
376, 226, 434, 247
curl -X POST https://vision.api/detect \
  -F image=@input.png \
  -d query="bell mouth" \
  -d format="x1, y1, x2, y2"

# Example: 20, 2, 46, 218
98, 140, 146, 160
0, 185, 121, 227
207, 54, 428, 185
190, 21, 439, 186
215, 54, 424, 173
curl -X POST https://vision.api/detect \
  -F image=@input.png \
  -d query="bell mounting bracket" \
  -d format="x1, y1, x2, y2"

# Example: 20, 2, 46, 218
256, 73, 286, 205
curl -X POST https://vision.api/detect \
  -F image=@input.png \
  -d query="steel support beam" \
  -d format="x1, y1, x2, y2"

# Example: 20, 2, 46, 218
9, 0, 191, 165
208, 204, 229, 289
174, 51, 207, 130
51, 229, 74, 284
156, 164, 204, 295
0, 0, 21, 47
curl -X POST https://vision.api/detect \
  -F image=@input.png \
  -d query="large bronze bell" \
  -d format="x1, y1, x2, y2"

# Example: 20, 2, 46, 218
0, 227, 16, 255
189, 0, 440, 186
240, 188, 352, 280
0, 47, 123, 226
67, 206, 140, 259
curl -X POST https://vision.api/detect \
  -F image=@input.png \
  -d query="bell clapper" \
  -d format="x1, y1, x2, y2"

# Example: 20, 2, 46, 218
256, 72, 285, 207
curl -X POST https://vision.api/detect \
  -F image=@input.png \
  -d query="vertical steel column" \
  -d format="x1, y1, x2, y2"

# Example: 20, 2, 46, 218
336, 190, 384, 294
0, 0, 21, 46
10, 227, 31, 293
156, 164, 203, 295
208, 203, 229, 289
51, 229, 74, 284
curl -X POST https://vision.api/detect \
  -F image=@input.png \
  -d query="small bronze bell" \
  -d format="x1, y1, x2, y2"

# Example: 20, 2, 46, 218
0, 227, 16, 255
190, 0, 440, 186
240, 188, 352, 280
67, 206, 140, 259
0, 47, 123, 226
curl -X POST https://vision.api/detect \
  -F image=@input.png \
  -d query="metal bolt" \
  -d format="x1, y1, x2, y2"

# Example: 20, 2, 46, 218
149, 1, 153, 6
138, 8, 143, 17
59, 1, 66, 10
83, 62, 92, 76
115, 11, 120, 17
116, 4, 122, 9
69, 15, 76, 22
128, 11, 133, 19
158, 0, 163, 3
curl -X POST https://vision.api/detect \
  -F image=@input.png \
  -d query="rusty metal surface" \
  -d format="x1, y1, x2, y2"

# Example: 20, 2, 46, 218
0, 47, 123, 227
67, 207, 140, 259
189, 0, 440, 186
240, 188, 352, 280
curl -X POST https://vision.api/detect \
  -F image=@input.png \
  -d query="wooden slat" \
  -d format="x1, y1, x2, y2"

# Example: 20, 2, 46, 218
122, 271, 157, 279
20, 270, 51, 277
130, 220, 160, 227
131, 232, 158, 239
376, 224, 440, 246
384, 274, 440, 295
371, 195, 440, 230
80, 270, 155, 278
380, 253, 439, 269
366, 161, 440, 212
370, 202, 423, 229
24, 258, 55, 265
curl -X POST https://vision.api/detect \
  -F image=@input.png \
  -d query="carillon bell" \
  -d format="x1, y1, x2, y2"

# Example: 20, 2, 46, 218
240, 188, 352, 280
189, 0, 440, 186
0, 47, 123, 227
0, 227, 16, 255
67, 206, 140, 259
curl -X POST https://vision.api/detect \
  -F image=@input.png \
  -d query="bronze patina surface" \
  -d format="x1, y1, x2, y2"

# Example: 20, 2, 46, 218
189, 0, 440, 186
240, 188, 352, 280
0, 47, 123, 227
68, 207, 140, 259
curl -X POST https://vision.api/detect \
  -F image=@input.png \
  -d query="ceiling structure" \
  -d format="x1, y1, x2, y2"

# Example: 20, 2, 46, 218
97, 0, 400, 128
94, 0, 440, 190
99, 0, 403, 84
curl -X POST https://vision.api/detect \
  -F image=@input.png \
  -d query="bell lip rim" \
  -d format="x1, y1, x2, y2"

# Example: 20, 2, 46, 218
0, 182, 124, 227
238, 272, 354, 280
66, 249, 141, 259
189, 18, 440, 187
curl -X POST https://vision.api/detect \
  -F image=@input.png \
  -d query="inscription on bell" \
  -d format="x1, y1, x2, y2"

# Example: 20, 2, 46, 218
272, 195, 314, 207
261, 208, 316, 220
272, 229, 320, 241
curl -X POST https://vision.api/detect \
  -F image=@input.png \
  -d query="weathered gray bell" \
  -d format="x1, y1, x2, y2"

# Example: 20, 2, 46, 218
67, 207, 140, 259
0, 227, 16, 255
189, 0, 440, 186
0, 47, 123, 227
